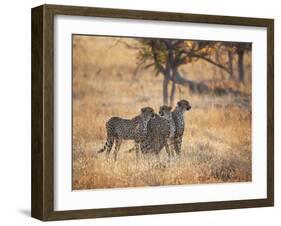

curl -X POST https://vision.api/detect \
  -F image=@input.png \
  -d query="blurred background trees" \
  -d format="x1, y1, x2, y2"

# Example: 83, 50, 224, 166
129, 38, 251, 106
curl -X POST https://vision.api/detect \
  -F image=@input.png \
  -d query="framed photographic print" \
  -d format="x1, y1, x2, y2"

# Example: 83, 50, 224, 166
31, 4, 274, 221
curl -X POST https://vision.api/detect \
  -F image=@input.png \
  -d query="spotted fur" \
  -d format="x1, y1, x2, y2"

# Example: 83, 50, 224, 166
134, 100, 191, 158
98, 107, 155, 161
172, 100, 192, 155
135, 105, 175, 158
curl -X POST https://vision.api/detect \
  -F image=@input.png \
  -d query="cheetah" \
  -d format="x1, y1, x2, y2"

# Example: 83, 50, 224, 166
134, 100, 191, 158
134, 105, 175, 159
98, 107, 155, 161
172, 100, 191, 155
159, 105, 176, 140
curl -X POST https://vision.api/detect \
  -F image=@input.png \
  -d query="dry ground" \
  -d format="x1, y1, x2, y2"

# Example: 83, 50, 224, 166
72, 36, 252, 190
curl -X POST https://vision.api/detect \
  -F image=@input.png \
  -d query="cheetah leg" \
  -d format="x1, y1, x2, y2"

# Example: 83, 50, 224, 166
113, 138, 122, 161
135, 141, 141, 161
140, 139, 148, 154
174, 136, 182, 155
98, 136, 114, 154
167, 138, 175, 157
152, 153, 161, 168
164, 142, 171, 162
104, 137, 114, 159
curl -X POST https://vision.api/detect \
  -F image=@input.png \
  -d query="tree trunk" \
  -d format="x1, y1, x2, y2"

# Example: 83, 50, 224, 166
169, 68, 177, 106
238, 50, 245, 83
227, 50, 234, 80
215, 50, 224, 79
163, 76, 169, 105
170, 80, 176, 107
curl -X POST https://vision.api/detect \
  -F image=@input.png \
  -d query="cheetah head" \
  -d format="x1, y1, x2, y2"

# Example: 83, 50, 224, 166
141, 107, 155, 120
159, 105, 172, 118
177, 100, 191, 111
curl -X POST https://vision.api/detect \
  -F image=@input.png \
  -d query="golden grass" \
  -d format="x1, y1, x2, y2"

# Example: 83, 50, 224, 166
72, 35, 252, 190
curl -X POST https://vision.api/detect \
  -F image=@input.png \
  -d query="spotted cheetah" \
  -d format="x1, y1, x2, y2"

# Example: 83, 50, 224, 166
134, 100, 191, 158
98, 107, 155, 161
134, 105, 175, 158
159, 105, 176, 140
172, 100, 192, 155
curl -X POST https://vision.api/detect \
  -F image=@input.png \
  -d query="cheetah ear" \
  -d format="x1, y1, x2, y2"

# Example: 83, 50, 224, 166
141, 107, 146, 113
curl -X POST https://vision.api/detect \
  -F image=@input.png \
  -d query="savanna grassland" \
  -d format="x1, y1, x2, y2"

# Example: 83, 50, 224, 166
72, 35, 252, 190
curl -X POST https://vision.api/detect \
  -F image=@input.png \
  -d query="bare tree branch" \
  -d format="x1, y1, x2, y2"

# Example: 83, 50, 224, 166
195, 55, 230, 73
180, 50, 230, 73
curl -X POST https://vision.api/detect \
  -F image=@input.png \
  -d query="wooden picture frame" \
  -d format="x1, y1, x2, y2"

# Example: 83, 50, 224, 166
31, 4, 274, 221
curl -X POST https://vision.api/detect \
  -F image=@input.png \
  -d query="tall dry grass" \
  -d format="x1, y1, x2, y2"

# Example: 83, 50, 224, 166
72, 35, 252, 190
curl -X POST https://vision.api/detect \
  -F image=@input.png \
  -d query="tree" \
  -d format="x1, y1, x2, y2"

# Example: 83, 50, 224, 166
135, 39, 231, 105
236, 43, 251, 82
117, 38, 251, 105
221, 42, 251, 83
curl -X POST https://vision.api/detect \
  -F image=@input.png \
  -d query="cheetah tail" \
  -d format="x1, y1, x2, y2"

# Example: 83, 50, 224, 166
98, 137, 114, 154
